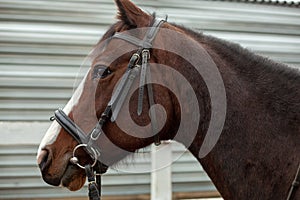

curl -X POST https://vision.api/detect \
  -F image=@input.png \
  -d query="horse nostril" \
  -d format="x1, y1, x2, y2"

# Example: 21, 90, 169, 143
37, 150, 50, 170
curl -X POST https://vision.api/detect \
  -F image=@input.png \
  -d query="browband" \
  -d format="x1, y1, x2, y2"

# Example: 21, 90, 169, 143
112, 19, 165, 49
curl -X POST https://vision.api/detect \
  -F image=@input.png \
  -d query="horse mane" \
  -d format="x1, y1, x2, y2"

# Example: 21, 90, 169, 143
173, 23, 300, 118
175, 23, 300, 82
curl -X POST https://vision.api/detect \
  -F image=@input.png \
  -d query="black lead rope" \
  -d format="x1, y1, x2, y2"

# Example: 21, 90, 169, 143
85, 165, 101, 200
95, 172, 102, 199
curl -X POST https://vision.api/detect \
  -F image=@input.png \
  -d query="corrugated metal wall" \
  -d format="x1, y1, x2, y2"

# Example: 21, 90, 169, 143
0, 0, 299, 199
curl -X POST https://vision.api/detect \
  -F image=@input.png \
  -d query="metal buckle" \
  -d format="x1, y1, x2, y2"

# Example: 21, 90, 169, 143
142, 49, 150, 59
91, 127, 102, 141
128, 53, 140, 69
70, 144, 98, 169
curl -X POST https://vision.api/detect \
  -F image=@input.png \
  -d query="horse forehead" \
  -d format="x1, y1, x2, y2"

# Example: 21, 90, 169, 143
93, 37, 138, 63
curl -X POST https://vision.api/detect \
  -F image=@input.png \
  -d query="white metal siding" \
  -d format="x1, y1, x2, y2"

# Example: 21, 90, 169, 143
0, 0, 299, 199
1, 0, 299, 121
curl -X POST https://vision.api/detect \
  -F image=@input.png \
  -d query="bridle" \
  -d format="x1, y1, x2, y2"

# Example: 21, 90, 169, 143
50, 18, 165, 200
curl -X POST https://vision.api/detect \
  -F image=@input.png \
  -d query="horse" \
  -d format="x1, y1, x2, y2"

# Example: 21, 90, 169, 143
37, 0, 300, 199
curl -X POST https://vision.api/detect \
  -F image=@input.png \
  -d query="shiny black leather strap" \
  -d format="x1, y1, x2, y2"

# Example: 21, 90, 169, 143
53, 109, 102, 159
85, 164, 101, 200
52, 109, 87, 144
110, 66, 140, 122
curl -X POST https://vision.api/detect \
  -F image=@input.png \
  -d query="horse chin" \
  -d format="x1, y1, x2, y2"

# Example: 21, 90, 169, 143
61, 164, 86, 191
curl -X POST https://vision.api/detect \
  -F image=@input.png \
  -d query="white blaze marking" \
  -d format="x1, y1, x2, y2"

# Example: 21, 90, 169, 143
37, 71, 89, 156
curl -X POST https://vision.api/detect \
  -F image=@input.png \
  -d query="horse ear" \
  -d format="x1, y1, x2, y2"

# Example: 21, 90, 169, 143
115, 0, 152, 27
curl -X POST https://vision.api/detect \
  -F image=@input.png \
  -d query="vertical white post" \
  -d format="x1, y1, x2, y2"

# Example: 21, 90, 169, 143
151, 141, 172, 200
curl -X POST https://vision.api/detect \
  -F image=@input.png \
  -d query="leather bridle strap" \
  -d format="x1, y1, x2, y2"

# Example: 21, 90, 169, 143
287, 163, 300, 200
113, 33, 152, 49
109, 65, 140, 122
112, 19, 164, 145
113, 19, 164, 49
51, 109, 86, 144
52, 109, 102, 161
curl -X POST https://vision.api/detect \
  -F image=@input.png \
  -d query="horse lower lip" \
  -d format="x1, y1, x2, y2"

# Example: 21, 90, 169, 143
60, 164, 77, 188
40, 164, 65, 187
41, 160, 70, 187
42, 174, 61, 186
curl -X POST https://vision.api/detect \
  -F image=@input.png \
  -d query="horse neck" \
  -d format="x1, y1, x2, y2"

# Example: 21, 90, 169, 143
184, 34, 300, 199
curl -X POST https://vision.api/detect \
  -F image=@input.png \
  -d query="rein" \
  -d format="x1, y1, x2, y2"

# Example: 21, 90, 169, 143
50, 18, 165, 200
287, 164, 300, 200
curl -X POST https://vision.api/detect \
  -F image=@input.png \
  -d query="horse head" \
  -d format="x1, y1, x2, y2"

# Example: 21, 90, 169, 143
36, 0, 200, 191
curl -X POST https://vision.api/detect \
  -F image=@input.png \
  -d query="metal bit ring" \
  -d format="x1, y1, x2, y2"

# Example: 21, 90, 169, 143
70, 144, 98, 169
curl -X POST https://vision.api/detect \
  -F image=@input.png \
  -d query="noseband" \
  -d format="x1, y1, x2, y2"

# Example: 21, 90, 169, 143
50, 18, 165, 200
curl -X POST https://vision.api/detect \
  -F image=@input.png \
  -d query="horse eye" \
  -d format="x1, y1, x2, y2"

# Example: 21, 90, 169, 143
93, 65, 112, 79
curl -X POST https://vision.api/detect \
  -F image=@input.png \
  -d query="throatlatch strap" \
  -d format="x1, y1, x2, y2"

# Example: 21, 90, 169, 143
146, 62, 160, 146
